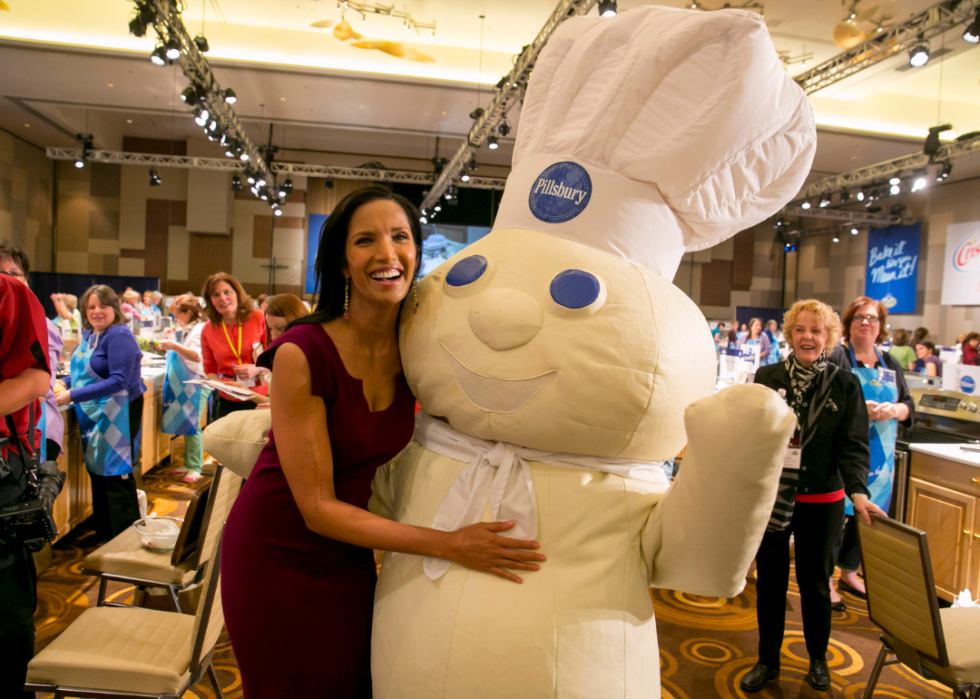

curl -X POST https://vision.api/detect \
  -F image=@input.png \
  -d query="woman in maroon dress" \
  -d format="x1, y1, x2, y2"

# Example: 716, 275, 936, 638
221, 187, 546, 698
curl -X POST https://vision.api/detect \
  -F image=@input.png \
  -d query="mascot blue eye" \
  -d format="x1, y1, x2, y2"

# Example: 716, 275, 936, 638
446, 255, 488, 287
550, 270, 600, 309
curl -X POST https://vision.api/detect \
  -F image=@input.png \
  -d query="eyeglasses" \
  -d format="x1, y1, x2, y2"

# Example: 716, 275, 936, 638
854, 314, 880, 323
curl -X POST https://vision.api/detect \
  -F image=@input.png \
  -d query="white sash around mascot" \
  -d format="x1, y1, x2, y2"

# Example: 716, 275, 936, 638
369, 6, 815, 697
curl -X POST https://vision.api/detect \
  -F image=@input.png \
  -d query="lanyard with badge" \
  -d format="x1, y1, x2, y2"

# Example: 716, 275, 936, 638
776, 388, 802, 471
221, 321, 243, 365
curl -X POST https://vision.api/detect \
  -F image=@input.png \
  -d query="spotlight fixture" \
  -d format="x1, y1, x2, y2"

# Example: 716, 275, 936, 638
800, 200, 811, 210
193, 107, 209, 126
963, 13, 980, 44
937, 161, 952, 181
498, 120, 511, 137
598, 0, 617, 17
819, 195, 831, 208
420, 215, 428, 224
180, 86, 197, 103
74, 135, 93, 169
434, 203, 442, 212
851, 227, 859, 235
282, 178, 294, 194
460, 172, 470, 182
207, 119, 218, 132
924, 124, 953, 157
231, 175, 243, 192
839, 188, 850, 204
256, 178, 267, 189
245, 170, 256, 185
856, 189, 866, 202
467, 157, 478, 171
469, 107, 485, 120
487, 134, 499, 150
274, 208, 283, 217
870, 187, 881, 201
908, 41, 930, 68
74, 159, 85, 169
832, 235, 840, 243
150, 45, 168, 66
889, 176, 901, 186
239, 151, 250, 162
911, 171, 929, 192
194, 35, 210, 53
324, 180, 334, 191
165, 39, 181, 60
223, 88, 237, 105
890, 183, 900, 196
149, 169, 162, 186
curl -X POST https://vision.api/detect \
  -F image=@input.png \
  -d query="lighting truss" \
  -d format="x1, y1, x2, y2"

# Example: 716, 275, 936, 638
788, 132, 980, 204
793, 0, 980, 95
782, 205, 900, 226
335, 1, 436, 35
419, 0, 598, 212
137, 0, 270, 185
45, 148, 507, 190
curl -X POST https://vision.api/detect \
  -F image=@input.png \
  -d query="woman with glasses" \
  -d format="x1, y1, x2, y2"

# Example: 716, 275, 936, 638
828, 296, 913, 609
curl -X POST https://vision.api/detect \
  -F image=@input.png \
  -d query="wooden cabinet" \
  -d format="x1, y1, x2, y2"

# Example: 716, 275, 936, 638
140, 373, 171, 474
50, 407, 94, 542
908, 450, 980, 602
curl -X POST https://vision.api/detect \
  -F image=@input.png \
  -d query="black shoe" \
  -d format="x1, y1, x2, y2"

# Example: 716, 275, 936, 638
806, 658, 831, 691
831, 599, 847, 612
740, 663, 780, 693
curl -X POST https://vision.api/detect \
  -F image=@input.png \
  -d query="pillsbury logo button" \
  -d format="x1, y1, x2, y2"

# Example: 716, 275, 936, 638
529, 161, 592, 223
961, 376, 976, 394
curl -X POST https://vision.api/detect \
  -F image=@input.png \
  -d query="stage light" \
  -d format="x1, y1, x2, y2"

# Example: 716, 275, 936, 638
851, 227, 859, 235
598, 0, 618, 17
460, 173, 470, 182
434, 204, 442, 212
819, 196, 831, 208
231, 175, 243, 192
223, 88, 237, 105
245, 170, 256, 185
274, 208, 283, 217
165, 39, 181, 60
911, 171, 929, 192
181, 86, 197, 103
282, 178, 293, 194
324, 180, 334, 190
909, 42, 930, 68
890, 183, 900, 196
194, 35, 210, 53
239, 151, 249, 162
832, 236, 839, 243
840, 189, 850, 204
487, 134, 499, 150
889, 176, 901, 185
937, 162, 952, 181
467, 157, 478, 171
257, 179, 267, 189
150, 45, 168, 66
963, 14, 980, 43
194, 108, 209, 126
74, 159, 85, 169
800, 200, 811, 210
207, 119, 218, 132
129, 16, 148, 37
856, 189, 866, 202
149, 169, 162, 186
498, 121, 511, 137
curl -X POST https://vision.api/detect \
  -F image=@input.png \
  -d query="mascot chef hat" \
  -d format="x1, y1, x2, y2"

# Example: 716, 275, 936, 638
492, 5, 817, 281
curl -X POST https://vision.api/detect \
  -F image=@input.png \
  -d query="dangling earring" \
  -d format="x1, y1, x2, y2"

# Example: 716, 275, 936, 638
412, 281, 419, 314
343, 278, 350, 320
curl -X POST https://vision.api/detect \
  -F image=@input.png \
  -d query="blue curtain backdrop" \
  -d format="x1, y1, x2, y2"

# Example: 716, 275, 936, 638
29, 272, 160, 319
306, 214, 329, 294
865, 223, 920, 315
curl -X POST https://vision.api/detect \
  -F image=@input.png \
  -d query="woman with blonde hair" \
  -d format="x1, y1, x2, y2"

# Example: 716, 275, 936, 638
743, 299, 879, 694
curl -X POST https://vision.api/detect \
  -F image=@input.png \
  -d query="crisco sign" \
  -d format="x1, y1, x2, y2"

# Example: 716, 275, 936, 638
953, 236, 980, 272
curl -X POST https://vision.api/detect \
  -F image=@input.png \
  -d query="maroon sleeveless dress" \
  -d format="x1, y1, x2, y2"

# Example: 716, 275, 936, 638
221, 323, 415, 698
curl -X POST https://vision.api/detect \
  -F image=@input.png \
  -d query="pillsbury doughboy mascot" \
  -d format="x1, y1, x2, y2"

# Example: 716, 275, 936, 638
369, 6, 816, 697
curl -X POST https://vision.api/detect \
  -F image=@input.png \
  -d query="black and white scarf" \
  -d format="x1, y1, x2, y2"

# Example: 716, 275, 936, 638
767, 352, 836, 532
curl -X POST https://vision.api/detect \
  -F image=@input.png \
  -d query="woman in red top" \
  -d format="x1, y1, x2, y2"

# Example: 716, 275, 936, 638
200, 272, 265, 421
962, 332, 980, 366
221, 187, 546, 699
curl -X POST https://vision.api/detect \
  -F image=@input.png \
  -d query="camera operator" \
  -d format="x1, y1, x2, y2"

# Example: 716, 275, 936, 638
0, 270, 64, 698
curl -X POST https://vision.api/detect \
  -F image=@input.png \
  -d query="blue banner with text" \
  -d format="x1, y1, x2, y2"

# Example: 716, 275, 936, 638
306, 214, 328, 294
865, 223, 920, 315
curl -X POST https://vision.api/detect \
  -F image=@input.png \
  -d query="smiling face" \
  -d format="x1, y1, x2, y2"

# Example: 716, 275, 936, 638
210, 281, 238, 322
86, 294, 115, 333
345, 199, 417, 310
849, 303, 881, 348
789, 310, 828, 367
915, 344, 930, 360
400, 228, 717, 459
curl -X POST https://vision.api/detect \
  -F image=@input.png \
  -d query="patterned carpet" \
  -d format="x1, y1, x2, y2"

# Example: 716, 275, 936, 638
34, 444, 950, 699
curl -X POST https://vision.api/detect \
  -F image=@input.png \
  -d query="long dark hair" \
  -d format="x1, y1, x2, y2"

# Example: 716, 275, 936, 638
293, 186, 422, 327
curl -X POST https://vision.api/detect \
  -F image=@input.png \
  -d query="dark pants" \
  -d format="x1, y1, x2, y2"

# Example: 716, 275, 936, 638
88, 395, 143, 542
834, 516, 862, 572
755, 498, 846, 667
0, 449, 38, 699
211, 395, 256, 423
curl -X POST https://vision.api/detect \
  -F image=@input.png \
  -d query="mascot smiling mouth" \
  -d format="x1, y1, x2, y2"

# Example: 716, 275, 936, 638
440, 344, 556, 413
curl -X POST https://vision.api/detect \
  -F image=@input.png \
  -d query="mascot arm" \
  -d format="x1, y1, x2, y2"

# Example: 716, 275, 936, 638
368, 457, 399, 520
640, 384, 796, 598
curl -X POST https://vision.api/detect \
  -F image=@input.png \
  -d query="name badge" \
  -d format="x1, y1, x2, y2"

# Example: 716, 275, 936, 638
783, 435, 802, 471
878, 368, 897, 385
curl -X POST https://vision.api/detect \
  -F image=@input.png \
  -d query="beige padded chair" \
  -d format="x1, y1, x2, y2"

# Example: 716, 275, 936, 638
858, 515, 980, 699
25, 529, 228, 699
81, 465, 242, 612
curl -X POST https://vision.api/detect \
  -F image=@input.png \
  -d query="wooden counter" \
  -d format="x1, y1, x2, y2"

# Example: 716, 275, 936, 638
906, 444, 980, 602
50, 369, 172, 541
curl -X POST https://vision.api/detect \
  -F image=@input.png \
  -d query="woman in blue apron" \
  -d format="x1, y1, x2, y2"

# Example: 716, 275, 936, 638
159, 295, 210, 483
56, 285, 145, 542
738, 317, 772, 369
39, 318, 65, 462
828, 296, 913, 609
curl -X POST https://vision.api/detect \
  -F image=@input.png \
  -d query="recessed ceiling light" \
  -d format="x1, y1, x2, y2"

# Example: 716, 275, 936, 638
441, 111, 447, 115
126, 119, 133, 124
23, 123, 30, 128
107, 83, 114, 87
280, 97, 286, 101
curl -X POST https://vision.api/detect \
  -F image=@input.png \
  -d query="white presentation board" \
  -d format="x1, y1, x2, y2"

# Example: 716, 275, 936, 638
941, 221, 980, 306
942, 363, 980, 396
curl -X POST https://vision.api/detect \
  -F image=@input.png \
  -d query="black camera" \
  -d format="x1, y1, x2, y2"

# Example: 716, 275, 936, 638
0, 498, 57, 553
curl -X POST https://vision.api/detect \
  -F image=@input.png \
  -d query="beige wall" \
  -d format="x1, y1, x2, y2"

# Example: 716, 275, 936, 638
0, 130, 54, 271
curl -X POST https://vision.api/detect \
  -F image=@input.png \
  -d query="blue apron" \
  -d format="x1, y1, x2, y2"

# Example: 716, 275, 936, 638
162, 350, 204, 436
845, 343, 898, 515
70, 333, 137, 476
